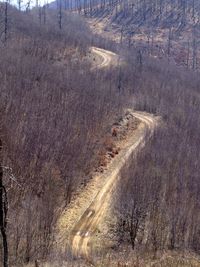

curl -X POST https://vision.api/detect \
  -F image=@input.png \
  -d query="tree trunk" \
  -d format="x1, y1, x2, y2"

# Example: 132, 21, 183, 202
0, 140, 9, 267
4, 1, 8, 43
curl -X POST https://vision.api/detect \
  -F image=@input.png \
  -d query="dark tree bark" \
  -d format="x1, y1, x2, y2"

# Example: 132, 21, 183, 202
58, 0, 62, 29
192, 25, 197, 70
0, 140, 9, 267
17, 0, 22, 11
4, 1, 8, 43
129, 215, 139, 250
167, 27, 172, 57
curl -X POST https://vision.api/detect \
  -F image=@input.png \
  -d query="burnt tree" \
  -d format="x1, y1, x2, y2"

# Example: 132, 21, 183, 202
0, 140, 8, 267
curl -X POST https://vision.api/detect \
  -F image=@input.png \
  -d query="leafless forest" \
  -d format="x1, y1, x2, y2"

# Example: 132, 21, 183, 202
72, 0, 200, 69
0, 6, 128, 265
115, 52, 200, 256
0, 1, 200, 267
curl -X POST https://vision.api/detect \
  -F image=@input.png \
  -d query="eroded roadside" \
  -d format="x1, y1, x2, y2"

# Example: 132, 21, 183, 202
55, 110, 158, 261
55, 110, 140, 249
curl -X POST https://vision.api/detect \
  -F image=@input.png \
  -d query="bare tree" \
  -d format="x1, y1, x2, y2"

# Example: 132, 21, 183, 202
0, 140, 9, 267
26, 0, 32, 12
57, 0, 62, 29
192, 25, 197, 70
167, 27, 172, 57
4, 0, 8, 43
17, 0, 23, 11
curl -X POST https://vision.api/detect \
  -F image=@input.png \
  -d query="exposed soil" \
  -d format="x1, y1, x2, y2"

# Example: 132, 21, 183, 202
54, 110, 158, 264
86, 16, 200, 69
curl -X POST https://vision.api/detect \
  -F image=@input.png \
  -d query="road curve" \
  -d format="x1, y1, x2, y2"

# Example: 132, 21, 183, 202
69, 111, 158, 261
90, 47, 118, 69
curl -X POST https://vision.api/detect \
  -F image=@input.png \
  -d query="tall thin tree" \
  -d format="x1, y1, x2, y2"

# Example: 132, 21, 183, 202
4, 0, 8, 43
0, 140, 8, 267
57, 0, 62, 29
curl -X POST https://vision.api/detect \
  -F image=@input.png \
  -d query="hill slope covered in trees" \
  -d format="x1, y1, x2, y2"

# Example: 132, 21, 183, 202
1, 1, 200, 267
66, 0, 200, 69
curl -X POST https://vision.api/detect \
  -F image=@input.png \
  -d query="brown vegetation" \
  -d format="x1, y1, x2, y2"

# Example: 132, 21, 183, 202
0, 6, 128, 266
110, 46, 200, 264
1, 1, 200, 267
80, 0, 200, 70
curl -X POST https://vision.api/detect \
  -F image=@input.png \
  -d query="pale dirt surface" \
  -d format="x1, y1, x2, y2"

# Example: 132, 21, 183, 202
90, 47, 118, 68
53, 44, 159, 264
54, 111, 141, 252
53, 45, 119, 70
10, 12, 200, 267
15, 14, 200, 267
54, 111, 158, 264
87, 46, 119, 69
69, 112, 157, 261
86, 16, 200, 68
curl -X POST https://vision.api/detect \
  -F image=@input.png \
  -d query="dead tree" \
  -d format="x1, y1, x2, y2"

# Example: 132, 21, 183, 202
17, 0, 22, 11
42, 5, 46, 25
39, 6, 42, 25
26, 1, 31, 12
128, 207, 143, 249
4, 0, 8, 43
137, 49, 143, 67
0, 140, 9, 267
186, 39, 190, 68
57, 0, 62, 29
192, 0, 195, 18
192, 25, 197, 70
167, 27, 172, 57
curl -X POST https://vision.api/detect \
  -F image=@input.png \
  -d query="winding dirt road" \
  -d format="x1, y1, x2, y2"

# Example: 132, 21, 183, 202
69, 111, 157, 260
90, 47, 118, 69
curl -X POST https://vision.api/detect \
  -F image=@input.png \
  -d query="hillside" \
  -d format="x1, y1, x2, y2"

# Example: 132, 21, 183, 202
78, 0, 200, 69
47, 0, 200, 68
0, 6, 130, 266
0, 1, 200, 267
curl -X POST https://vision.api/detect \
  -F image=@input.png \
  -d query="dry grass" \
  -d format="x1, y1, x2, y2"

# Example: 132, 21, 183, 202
54, 111, 140, 256
19, 251, 200, 267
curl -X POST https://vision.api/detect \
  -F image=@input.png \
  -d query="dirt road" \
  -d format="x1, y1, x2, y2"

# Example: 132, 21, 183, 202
69, 111, 157, 260
90, 47, 118, 68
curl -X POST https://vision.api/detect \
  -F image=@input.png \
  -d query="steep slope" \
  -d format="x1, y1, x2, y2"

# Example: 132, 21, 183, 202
69, 112, 157, 260
84, 0, 200, 69
0, 8, 128, 266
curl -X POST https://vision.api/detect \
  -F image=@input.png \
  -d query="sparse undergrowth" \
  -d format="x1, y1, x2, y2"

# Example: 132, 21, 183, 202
87, 0, 200, 70
54, 111, 140, 255
18, 251, 200, 267
1, 2, 200, 267
0, 6, 128, 266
